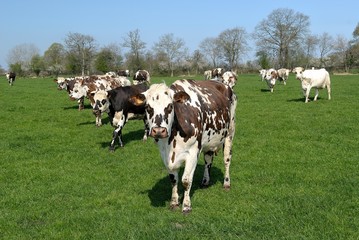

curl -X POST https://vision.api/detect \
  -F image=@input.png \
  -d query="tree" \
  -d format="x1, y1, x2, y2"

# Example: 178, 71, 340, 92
64, 32, 97, 76
122, 29, 146, 71
153, 33, 187, 77
303, 34, 319, 68
317, 32, 333, 67
217, 27, 249, 70
43, 43, 65, 77
253, 8, 310, 68
256, 50, 270, 69
331, 35, 350, 72
199, 37, 220, 68
6, 43, 40, 75
30, 54, 44, 76
94, 44, 123, 73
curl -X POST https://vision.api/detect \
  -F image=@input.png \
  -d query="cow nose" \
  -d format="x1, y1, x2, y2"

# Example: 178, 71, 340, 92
150, 127, 168, 138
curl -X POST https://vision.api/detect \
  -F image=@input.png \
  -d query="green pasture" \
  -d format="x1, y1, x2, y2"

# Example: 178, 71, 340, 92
0, 74, 358, 239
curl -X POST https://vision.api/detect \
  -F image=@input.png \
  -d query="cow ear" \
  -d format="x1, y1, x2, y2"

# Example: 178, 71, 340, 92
173, 91, 190, 103
130, 94, 146, 106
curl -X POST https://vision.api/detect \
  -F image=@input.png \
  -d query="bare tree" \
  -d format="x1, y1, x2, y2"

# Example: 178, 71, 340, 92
199, 37, 220, 68
303, 34, 319, 68
6, 43, 40, 74
332, 35, 350, 72
217, 27, 249, 70
122, 29, 146, 71
153, 33, 188, 77
253, 8, 310, 68
64, 32, 97, 76
317, 32, 334, 67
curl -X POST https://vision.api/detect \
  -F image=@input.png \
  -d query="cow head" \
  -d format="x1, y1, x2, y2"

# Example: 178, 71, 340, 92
131, 83, 189, 139
222, 71, 237, 88
92, 90, 110, 113
292, 67, 305, 80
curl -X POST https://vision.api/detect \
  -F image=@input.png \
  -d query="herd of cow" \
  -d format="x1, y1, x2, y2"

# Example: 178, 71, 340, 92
259, 67, 331, 103
3, 65, 330, 213
53, 68, 238, 213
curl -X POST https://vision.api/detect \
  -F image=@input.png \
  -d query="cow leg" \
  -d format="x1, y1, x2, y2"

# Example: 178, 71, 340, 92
201, 151, 214, 188
169, 172, 180, 210
181, 154, 198, 213
142, 117, 149, 141
94, 111, 102, 127
327, 84, 331, 100
109, 127, 123, 151
223, 138, 233, 189
78, 97, 85, 110
314, 88, 319, 101
305, 87, 312, 103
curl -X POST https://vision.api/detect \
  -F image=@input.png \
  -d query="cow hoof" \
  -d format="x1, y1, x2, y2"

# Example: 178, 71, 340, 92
182, 207, 192, 214
170, 204, 180, 211
223, 185, 231, 191
109, 146, 115, 152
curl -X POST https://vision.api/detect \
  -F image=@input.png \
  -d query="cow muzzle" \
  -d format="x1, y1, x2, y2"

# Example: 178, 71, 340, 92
150, 127, 168, 139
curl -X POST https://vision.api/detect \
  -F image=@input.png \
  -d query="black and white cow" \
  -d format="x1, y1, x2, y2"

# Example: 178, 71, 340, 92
6, 72, 16, 86
133, 70, 150, 85
131, 79, 237, 213
92, 83, 149, 150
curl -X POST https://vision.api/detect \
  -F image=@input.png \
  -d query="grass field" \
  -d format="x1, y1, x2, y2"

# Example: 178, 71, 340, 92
0, 74, 358, 239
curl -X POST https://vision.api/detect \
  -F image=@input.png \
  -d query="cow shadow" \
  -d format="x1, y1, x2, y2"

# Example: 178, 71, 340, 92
287, 97, 306, 102
260, 89, 271, 92
99, 128, 146, 150
63, 103, 92, 110
143, 164, 224, 208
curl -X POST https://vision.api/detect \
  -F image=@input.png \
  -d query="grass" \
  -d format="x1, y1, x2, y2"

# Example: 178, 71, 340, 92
0, 74, 358, 239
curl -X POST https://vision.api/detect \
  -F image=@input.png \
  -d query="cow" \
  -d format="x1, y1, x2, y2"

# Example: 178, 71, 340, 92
54, 77, 86, 110
221, 70, 237, 89
5, 72, 16, 86
277, 68, 290, 85
131, 79, 237, 213
211, 68, 225, 79
204, 70, 212, 80
133, 70, 150, 85
292, 67, 331, 103
69, 76, 131, 111
117, 69, 130, 77
259, 69, 267, 81
264, 68, 278, 92
92, 83, 149, 150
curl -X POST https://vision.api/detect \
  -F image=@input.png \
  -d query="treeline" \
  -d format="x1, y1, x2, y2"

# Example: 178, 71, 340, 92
4, 8, 359, 77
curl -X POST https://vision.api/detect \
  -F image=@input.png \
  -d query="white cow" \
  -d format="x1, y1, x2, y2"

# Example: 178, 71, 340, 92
259, 69, 267, 81
277, 68, 290, 85
292, 67, 331, 103
264, 68, 278, 93
204, 70, 212, 80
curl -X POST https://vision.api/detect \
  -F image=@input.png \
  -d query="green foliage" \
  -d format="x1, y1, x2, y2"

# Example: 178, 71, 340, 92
0, 74, 358, 239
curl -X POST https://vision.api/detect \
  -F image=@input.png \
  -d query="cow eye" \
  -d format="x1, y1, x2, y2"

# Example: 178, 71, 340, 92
101, 100, 107, 105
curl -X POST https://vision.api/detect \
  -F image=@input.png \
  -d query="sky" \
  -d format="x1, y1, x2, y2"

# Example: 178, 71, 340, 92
1, 0, 358, 70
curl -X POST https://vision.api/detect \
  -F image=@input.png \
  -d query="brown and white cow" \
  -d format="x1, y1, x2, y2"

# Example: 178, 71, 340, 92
211, 68, 225, 79
92, 83, 149, 150
131, 79, 237, 213
133, 70, 150, 85
5, 72, 16, 86
69, 76, 131, 111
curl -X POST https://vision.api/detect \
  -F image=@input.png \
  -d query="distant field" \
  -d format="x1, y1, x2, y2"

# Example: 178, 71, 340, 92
0, 74, 358, 239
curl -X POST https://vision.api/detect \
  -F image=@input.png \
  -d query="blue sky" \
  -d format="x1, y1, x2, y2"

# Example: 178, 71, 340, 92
1, 0, 358, 70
